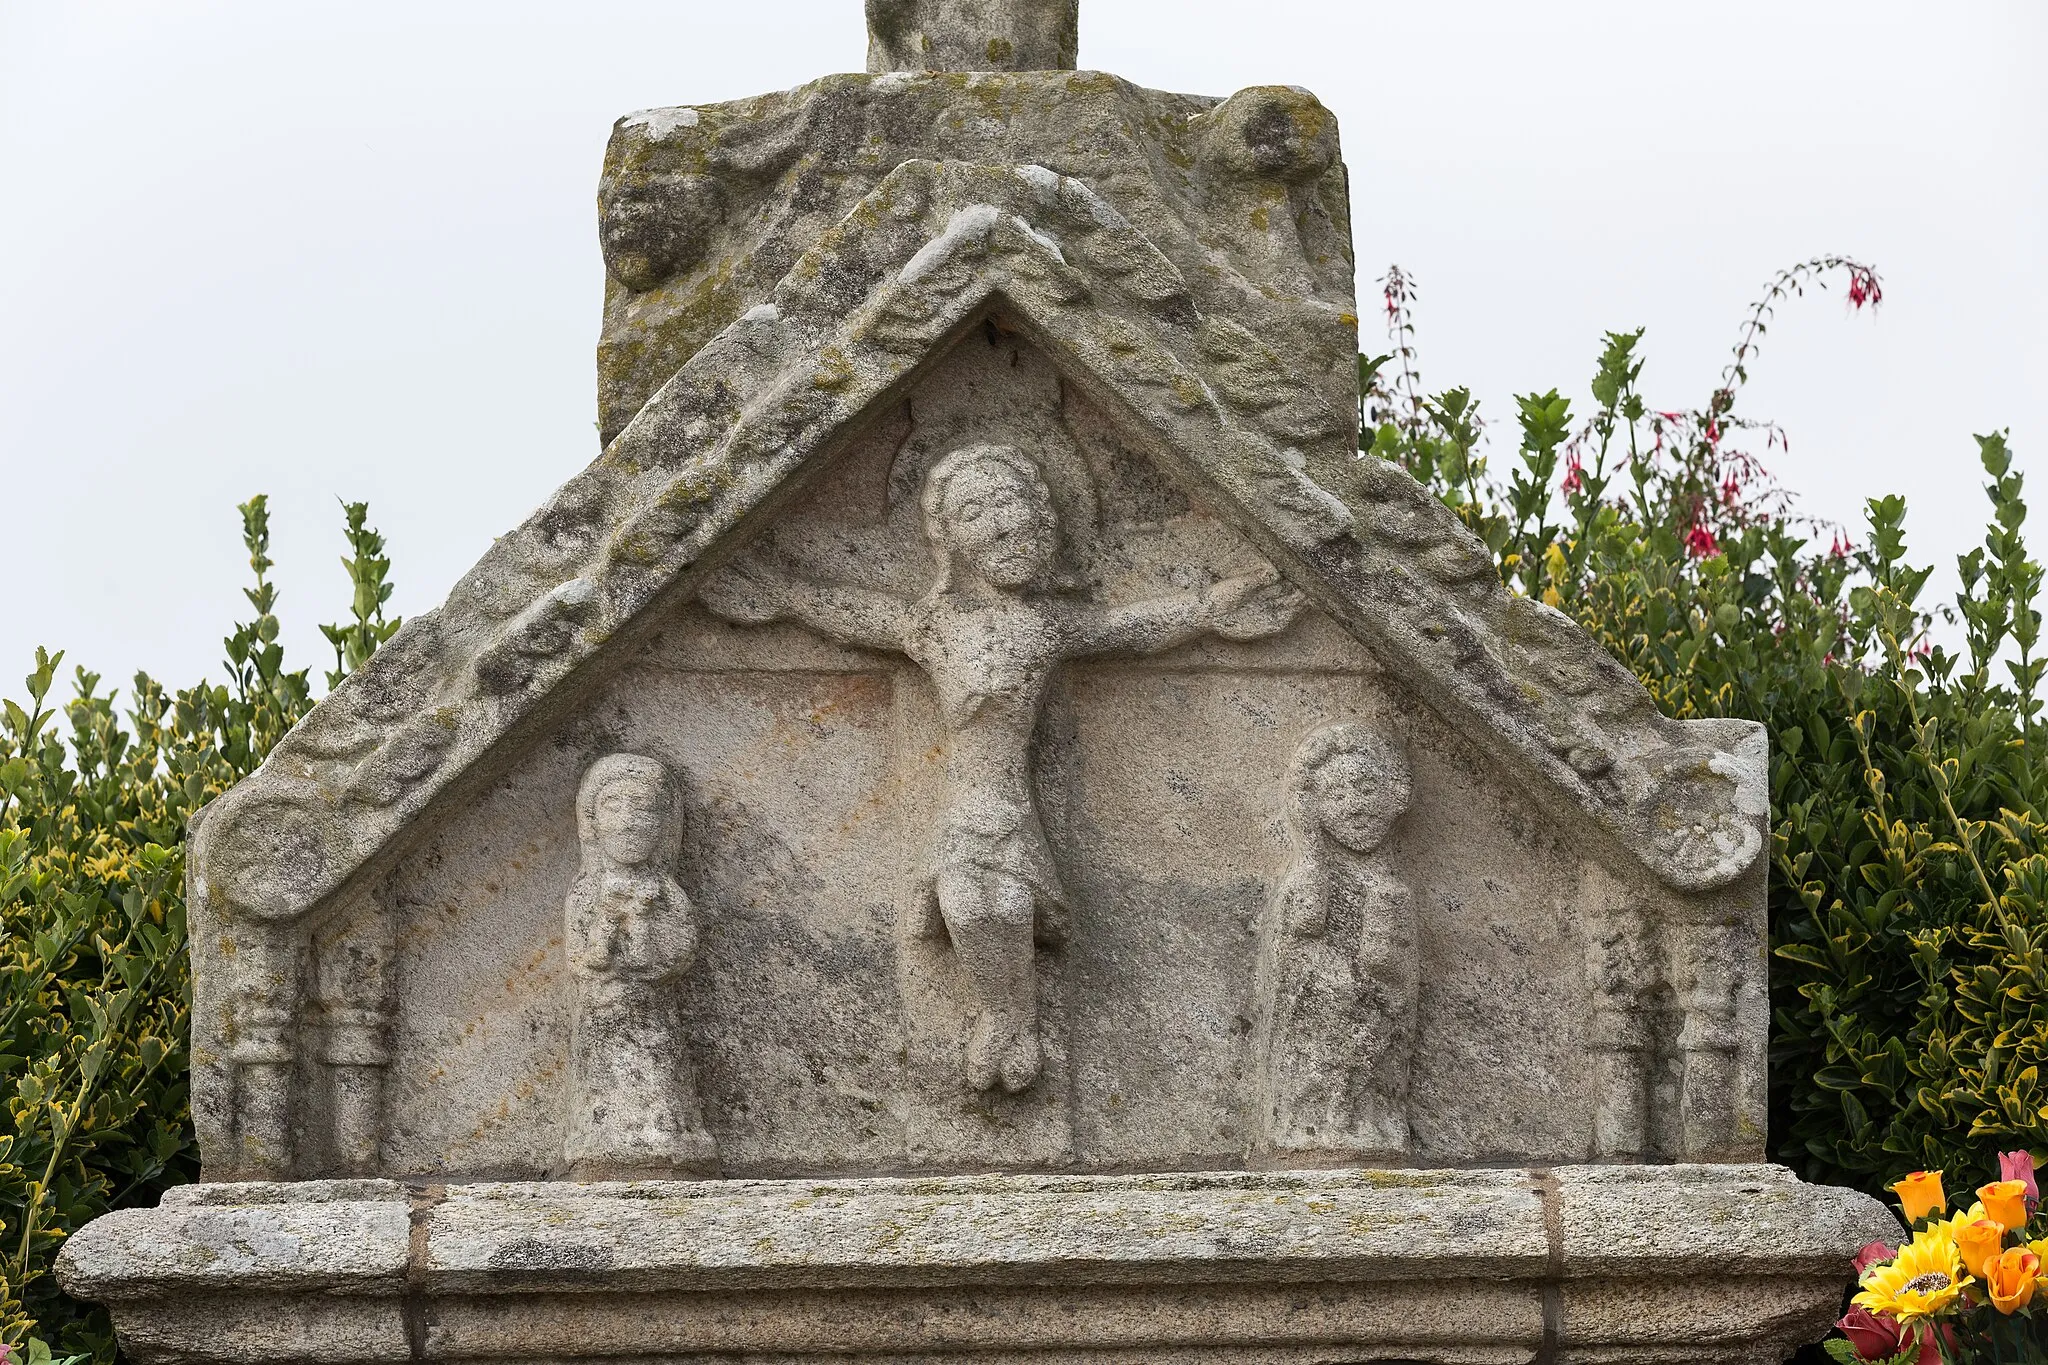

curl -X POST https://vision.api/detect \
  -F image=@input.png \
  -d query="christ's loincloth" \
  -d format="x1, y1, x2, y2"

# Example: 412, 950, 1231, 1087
917, 788, 1071, 927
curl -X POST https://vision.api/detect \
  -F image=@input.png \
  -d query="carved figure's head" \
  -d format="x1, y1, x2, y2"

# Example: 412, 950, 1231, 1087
1288, 723, 1410, 854
921, 444, 1058, 591
577, 753, 676, 870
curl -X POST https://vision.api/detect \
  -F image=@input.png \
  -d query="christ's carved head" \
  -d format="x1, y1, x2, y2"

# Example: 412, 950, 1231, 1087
921, 444, 1058, 591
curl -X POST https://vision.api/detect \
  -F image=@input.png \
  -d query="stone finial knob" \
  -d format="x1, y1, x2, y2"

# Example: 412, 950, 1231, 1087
865, 0, 1078, 72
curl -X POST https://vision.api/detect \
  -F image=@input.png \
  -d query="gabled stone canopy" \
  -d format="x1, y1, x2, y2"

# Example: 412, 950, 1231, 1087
191, 156, 1765, 958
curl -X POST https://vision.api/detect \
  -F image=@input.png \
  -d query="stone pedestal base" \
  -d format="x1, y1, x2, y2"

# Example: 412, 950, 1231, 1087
59, 1164, 1893, 1365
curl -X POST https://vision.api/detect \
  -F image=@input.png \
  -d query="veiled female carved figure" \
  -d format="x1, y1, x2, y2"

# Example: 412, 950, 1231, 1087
702, 442, 1301, 1094
1250, 724, 1416, 1156
561, 753, 717, 1178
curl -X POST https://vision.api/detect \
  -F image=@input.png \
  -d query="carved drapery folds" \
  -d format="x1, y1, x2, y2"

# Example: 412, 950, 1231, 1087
562, 753, 718, 1179
1250, 724, 1417, 1159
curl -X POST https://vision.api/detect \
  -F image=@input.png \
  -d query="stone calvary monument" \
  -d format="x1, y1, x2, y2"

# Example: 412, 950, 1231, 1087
61, 1, 1897, 1360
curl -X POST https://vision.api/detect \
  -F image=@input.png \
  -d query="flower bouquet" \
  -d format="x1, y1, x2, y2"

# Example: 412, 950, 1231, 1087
1830, 1152, 2048, 1365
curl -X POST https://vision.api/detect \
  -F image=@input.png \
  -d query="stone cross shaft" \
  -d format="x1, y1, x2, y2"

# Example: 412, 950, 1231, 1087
866, 0, 1078, 71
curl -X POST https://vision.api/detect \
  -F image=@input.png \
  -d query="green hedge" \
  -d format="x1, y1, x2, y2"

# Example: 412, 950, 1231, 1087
2, 261, 2041, 1359
1, 499, 394, 1361
1366, 259, 2046, 1188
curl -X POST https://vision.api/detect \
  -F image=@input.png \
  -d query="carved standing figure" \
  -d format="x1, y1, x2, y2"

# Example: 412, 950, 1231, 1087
701, 442, 1301, 1093
1250, 723, 1416, 1157
561, 753, 717, 1179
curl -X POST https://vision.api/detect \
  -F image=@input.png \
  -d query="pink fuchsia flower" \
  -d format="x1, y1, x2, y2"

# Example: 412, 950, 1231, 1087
1847, 268, 1883, 311
1561, 454, 1585, 496
1685, 524, 1721, 559
1998, 1150, 2039, 1212
1854, 1242, 1895, 1281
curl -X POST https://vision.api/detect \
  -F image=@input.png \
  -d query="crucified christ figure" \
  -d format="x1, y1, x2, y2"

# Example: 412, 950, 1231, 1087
698, 443, 1304, 1093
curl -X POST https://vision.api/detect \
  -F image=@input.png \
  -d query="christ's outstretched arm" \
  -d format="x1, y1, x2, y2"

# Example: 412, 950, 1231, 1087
1072, 572, 1305, 656
696, 556, 910, 653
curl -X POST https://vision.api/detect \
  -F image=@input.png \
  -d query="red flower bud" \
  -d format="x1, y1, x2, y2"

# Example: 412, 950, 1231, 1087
1836, 1308, 1906, 1361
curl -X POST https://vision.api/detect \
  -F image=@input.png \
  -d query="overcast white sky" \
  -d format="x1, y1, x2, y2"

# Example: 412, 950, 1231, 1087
2, 1, 2042, 695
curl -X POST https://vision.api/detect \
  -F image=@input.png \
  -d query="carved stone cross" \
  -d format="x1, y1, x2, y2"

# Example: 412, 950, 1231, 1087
866, 0, 1078, 72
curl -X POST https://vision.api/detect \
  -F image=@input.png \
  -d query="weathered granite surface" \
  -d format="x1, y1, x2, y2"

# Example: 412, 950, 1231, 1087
592, 71, 1355, 452
183, 286, 1771, 1179
60, 1165, 1897, 1365
180, 122, 1770, 1189
62, 2, 1880, 1362
866, 0, 1079, 73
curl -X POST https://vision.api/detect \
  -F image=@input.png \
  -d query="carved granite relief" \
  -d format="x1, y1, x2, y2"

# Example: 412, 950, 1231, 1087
864, 0, 1078, 72
222, 921, 302, 1179
1673, 918, 1746, 1157
1583, 902, 1751, 1161
174, 16, 1771, 1183
702, 441, 1300, 1092
562, 753, 717, 1179
1250, 723, 1415, 1159
311, 897, 396, 1174
1584, 903, 1659, 1159
63, 12, 1882, 1365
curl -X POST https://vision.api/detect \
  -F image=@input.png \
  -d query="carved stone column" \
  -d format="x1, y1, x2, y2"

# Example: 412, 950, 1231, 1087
1583, 905, 1657, 1159
314, 897, 397, 1175
1675, 920, 1744, 1158
227, 924, 304, 1178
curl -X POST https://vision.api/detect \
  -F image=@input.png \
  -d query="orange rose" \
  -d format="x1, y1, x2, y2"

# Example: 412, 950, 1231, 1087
1989, 1246, 2040, 1315
1892, 1171, 1947, 1223
1957, 1217, 2007, 1280
1979, 1180, 2031, 1232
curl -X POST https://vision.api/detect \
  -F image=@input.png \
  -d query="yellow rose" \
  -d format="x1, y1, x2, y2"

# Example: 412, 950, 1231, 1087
1892, 1171, 1947, 1223
1989, 1247, 2040, 1315
1956, 1218, 2007, 1280
1979, 1180, 2030, 1233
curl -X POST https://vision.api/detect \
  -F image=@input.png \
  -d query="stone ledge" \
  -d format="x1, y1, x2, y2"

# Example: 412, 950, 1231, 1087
59, 1165, 1896, 1365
